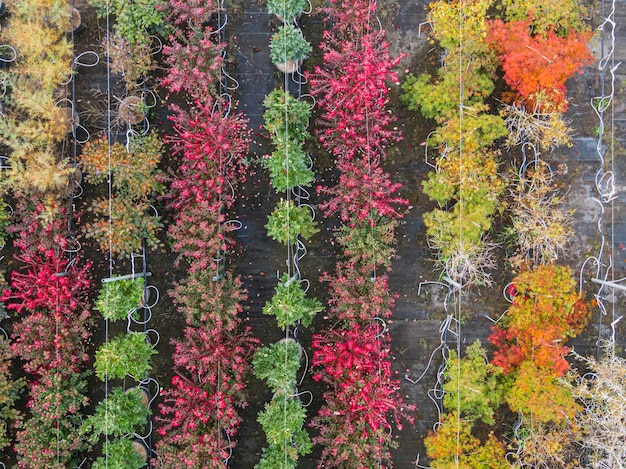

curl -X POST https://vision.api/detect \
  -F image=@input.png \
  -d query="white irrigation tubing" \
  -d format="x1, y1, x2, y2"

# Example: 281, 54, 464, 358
423, 130, 437, 169
292, 185, 311, 200
74, 50, 100, 68
127, 307, 153, 327
295, 389, 313, 406
149, 35, 162, 55
297, 347, 310, 387
144, 327, 160, 347
224, 219, 243, 230
0, 45, 16, 63
298, 93, 316, 109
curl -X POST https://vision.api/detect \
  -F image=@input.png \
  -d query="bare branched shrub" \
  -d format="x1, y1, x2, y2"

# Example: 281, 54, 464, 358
505, 164, 573, 268
509, 418, 584, 469
435, 241, 498, 288
571, 348, 626, 468
501, 94, 573, 151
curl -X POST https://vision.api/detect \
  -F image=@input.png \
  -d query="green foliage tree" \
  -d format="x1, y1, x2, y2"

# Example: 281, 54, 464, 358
266, 199, 319, 246
92, 438, 147, 469
443, 341, 507, 425
256, 398, 312, 469
89, 0, 166, 45
95, 278, 145, 321
262, 273, 323, 329
266, 0, 308, 22
337, 216, 397, 269
95, 333, 156, 381
253, 340, 302, 394
263, 139, 315, 191
401, 0, 506, 286
269, 24, 312, 65
263, 89, 311, 140
81, 387, 150, 442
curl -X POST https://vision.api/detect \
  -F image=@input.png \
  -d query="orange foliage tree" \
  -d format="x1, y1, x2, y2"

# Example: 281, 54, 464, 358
488, 264, 590, 376
486, 17, 592, 111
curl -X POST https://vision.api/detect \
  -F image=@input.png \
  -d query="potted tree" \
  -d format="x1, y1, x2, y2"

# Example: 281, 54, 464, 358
253, 340, 302, 395
265, 199, 319, 246
263, 88, 311, 138
263, 139, 314, 191
62, 7, 82, 34
105, 33, 155, 89
92, 438, 148, 469
266, 0, 308, 23
81, 387, 150, 442
94, 278, 145, 321
269, 24, 311, 73
95, 332, 156, 381
262, 272, 323, 329
256, 398, 312, 468
119, 95, 149, 125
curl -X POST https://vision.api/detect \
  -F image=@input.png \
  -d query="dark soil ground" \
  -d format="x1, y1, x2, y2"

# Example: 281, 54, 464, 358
1, 0, 625, 467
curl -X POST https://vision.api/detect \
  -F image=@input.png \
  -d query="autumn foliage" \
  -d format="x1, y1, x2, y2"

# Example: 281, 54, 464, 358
488, 265, 590, 376
311, 325, 413, 468
486, 18, 593, 111
154, 9, 257, 463
3, 205, 92, 468
309, 0, 413, 466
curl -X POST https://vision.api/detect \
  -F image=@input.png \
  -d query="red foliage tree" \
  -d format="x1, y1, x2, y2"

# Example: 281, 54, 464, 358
3, 206, 92, 376
155, 326, 257, 469
4, 205, 92, 468
167, 101, 250, 272
155, 21, 256, 463
161, 30, 225, 100
486, 18, 592, 111
322, 263, 395, 321
311, 324, 413, 468
318, 159, 407, 222
309, 31, 402, 160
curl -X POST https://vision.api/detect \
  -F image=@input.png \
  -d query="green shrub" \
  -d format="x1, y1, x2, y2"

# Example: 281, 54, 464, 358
92, 438, 147, 469
266, 199, 319, 245
81, 387, 150, 442
269, 24, 311, 65
95, 278, 144, 321
253, 340, 302, 394
95, 333, 156, 380
266, 0, 308, 22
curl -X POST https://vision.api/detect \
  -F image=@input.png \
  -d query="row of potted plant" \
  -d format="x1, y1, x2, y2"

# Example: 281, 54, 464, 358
79, 133, 166, 258
74, 0, 166, 465
401, 0, 593, 287
81, 276, 155, 468
0, 0, 95, 463
401, 0, 507, 287
251, 3, 320, 466
89, 0, 166, 94
2, 204, 93, 468
411, 0, 598, 466
0, 202, 23, 458
307, 0, 414, 466
424, 265, 591, 466
0, 0, 78, 215
152, 1, 258, 466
